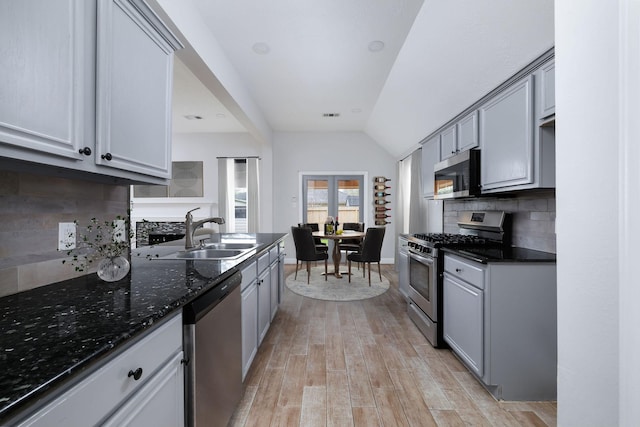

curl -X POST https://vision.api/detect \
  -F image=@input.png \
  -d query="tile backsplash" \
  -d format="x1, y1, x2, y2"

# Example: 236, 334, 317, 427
0, 170, 129, 297
444, 190, 556, 253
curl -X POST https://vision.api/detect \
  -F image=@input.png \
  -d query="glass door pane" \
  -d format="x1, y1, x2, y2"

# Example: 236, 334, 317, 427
304, 178, 329, 229
337, 178, 361, 225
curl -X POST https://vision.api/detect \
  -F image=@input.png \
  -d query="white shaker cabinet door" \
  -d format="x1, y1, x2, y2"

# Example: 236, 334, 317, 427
479, 76, 534, 191
102, 352, 185, 427
241, 281, 258, 381
95, 0, 178, 179
0, 0, 94, 160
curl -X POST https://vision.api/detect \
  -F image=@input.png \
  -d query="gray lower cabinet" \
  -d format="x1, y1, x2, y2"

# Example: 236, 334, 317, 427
443, 254, 557, 401
479, 75, 534, 191
257, 253, 271, 344
13, 313, 184, 426
0, 0, 182, 184
397, 236, 410, 300
240, 260, 259, 381
241, 244, 284, 381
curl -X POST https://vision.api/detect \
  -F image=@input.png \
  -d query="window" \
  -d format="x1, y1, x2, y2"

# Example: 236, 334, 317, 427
218, 157, 260, 233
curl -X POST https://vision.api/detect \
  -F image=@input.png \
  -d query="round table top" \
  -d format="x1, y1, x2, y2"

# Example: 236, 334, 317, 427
312, 230, 365, 240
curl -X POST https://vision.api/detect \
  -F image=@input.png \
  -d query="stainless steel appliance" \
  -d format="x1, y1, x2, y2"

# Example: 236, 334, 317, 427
433, 149, 480, 199
183, 269, 242, 427
406, 211, 510, 347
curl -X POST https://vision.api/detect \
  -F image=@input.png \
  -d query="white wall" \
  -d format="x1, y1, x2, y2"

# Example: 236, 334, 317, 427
272, 131, 396, 263
556, 0, 640, 424
132, 132, 273, 231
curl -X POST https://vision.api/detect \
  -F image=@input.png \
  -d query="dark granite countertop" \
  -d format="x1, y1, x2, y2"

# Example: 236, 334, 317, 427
442, 246, 557, 264
0, 232, 286, 422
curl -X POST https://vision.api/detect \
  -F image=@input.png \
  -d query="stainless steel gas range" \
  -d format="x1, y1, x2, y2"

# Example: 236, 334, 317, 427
406, 211, 511, 347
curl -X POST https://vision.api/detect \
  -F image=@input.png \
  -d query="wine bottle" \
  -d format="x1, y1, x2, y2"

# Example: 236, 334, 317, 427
374, 192, 391, 198
374, 184, 391, 191
375, 206, 391, 212
375, 213, 391, 219
374, 199, 390, 205
374, 177, 391, 183
375, 220, 391, 226
335, 216, 339, 232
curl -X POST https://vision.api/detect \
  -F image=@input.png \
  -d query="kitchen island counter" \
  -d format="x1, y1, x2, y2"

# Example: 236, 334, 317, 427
0, 233, 286, 423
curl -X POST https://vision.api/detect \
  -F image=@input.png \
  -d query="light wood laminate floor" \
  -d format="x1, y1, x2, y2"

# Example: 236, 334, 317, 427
230, 265, 557, 427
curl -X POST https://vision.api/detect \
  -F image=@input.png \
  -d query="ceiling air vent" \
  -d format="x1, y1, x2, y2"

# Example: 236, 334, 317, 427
322, 113, 341, 117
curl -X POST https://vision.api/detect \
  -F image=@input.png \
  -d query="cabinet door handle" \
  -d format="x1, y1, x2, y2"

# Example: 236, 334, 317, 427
78, 147, 92, 156
128, 367, 143, 381
101, 152, 113, 161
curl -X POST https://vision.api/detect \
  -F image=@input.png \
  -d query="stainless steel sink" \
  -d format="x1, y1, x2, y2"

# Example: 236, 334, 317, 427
202, 242, 258, 250
153, 243, 258, 261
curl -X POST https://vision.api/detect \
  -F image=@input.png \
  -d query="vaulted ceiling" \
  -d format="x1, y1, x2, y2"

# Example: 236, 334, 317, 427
165, 0, 555, 158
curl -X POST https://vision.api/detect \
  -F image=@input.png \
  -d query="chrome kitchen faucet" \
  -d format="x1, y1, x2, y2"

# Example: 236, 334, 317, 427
184, 207, 225, 249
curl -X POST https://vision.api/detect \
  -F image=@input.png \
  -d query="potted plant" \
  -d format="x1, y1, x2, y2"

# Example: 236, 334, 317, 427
63, 215, 132, 282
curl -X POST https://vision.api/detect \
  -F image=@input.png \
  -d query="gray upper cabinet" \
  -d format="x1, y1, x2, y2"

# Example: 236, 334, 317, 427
421, 135, 440, 198
536, 60, 555, 120
438, 125, 457, 161
96, 0, 181, 179
457, 111, 479, 152
0, 0, 182, 184
438, 111, 479, 161
479, 76, 534, 191
0, 0, 95, 161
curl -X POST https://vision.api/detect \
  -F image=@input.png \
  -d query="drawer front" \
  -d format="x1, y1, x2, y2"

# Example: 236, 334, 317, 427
240, 261, 257, 291
444, 255, 485, 289
257, 252, 269, 273
17, 313, 182, 427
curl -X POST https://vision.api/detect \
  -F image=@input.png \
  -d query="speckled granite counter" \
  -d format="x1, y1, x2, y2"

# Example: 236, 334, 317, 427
442, 246, 556, 264
0, 233, 286, 422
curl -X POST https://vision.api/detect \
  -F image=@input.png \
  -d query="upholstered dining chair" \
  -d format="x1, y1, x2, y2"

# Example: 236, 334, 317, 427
347, 227, 386, 286
299, 223, 328, 253
291, 226, 328, 284
339, 222, 364, 264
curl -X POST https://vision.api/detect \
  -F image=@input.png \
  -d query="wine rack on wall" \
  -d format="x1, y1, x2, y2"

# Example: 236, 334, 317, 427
373, 176, 391, 226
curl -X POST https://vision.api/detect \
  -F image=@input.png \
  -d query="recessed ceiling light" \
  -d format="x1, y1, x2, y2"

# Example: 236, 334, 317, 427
368, 40, 385, 53
352, 108, 362, 114
216, 113, 226, 118
252, 42, 270, 54
184, 115, 203, 120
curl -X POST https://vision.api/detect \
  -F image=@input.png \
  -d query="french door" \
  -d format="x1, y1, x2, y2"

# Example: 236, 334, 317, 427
302, 174, 364, 227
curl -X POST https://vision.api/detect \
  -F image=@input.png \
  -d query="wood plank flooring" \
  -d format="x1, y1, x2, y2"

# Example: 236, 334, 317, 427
230, 265, 557, 427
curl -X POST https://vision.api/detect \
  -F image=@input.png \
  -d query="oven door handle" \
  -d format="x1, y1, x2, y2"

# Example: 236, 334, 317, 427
409, 251, 434, 266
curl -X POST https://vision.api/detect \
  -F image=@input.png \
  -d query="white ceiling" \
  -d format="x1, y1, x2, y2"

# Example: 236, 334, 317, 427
168, 0, 555, 158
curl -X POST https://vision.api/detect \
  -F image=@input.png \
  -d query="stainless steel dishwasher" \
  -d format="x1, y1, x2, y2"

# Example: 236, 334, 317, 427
183, 269, 242, 427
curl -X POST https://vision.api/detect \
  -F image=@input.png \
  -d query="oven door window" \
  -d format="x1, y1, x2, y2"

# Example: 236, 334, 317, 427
409, 255, 433, 304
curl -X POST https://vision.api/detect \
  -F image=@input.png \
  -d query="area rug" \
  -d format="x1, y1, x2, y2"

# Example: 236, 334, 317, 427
286, 265, 390, 301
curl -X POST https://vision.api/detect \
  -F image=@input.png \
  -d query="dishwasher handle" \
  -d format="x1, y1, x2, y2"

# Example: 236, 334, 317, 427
183, 270, 242, 324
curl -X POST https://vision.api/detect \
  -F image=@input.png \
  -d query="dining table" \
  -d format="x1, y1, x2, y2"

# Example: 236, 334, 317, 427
312, 230, 366, 278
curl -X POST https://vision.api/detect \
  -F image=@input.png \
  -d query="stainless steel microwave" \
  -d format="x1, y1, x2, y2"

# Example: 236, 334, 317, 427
433, 149, 480, 199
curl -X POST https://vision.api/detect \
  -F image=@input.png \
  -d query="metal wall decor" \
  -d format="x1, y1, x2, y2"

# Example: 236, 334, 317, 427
373, 176, 391, 226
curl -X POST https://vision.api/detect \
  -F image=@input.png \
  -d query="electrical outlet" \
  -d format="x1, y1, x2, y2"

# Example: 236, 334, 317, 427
58, 222, 76, 251
112, 219, 126, 242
